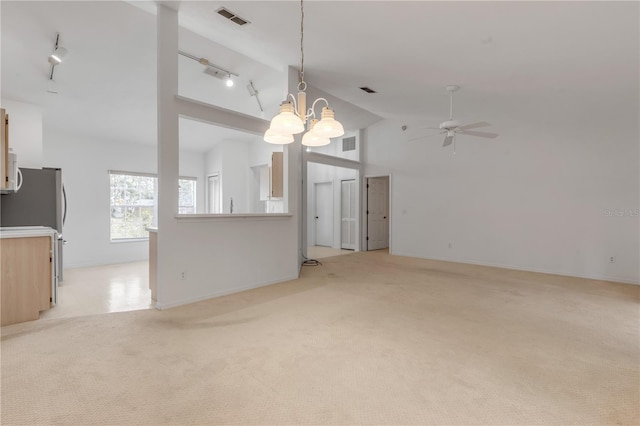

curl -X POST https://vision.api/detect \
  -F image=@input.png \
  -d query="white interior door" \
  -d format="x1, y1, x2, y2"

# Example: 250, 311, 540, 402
367, 176, 389, 250
207, 174, 221, 214
314, 182, 333, 247
341, 180, 356, 250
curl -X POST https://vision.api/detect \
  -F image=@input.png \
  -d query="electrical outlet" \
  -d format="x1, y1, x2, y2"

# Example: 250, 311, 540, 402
180, 271, 187, 280
609, 256, 615, 263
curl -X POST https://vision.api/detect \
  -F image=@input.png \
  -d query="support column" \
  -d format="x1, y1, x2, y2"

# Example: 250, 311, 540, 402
156, 3, 179, 306
284, 66, 304, 268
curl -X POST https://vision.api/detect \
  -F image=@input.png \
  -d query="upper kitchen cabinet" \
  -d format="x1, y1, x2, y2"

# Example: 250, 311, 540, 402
259, 152, 283, 201
271, 152, 283, 198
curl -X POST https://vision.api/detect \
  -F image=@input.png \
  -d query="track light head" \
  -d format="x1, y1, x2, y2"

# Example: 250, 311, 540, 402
48, 46, 67, 65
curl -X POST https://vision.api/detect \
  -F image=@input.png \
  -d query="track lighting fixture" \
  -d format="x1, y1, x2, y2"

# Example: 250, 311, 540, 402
48, 33, 67, 83
48, 46, 67, 65
178, 50, 237, 89
263, 0, 344, 146
48, 34, 67, 65
247, 81, 264, 112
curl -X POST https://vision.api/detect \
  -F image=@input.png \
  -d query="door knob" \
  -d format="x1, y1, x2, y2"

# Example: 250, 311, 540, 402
384, 216, 387, 219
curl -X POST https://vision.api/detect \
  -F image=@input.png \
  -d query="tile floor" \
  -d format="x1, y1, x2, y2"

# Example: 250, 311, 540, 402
40, 261, 153, 320
40, 250, 355, 321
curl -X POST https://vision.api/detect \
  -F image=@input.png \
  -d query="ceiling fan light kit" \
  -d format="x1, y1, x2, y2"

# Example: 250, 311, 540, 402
264, 0, 345, 146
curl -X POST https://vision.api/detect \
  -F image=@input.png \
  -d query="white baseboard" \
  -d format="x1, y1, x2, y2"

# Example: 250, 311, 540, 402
155, 274, 300, 310
65, 257, 149, 269
391, 251, 640, 286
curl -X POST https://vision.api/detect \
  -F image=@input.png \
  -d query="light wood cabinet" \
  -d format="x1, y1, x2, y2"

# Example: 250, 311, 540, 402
1, 108, 8, 190
258, 152, 284, 201
1, 236, 53, 326
271, 152, 283, 198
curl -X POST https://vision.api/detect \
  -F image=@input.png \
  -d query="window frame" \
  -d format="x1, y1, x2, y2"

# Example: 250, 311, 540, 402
108, 170, 197, 242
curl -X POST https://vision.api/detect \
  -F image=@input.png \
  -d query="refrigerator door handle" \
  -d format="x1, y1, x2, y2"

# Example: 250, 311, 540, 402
62, 185, 67, 225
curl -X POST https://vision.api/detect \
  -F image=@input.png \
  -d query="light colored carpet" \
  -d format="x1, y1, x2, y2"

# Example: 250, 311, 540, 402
307, 246, 354, 260
1, 251, 638, 425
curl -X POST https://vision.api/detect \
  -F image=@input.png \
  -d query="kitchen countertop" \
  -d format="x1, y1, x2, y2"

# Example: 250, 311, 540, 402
0, 226, 58, 239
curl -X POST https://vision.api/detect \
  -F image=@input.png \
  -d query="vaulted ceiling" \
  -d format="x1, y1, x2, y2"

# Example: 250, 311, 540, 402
1, 1, 638, 151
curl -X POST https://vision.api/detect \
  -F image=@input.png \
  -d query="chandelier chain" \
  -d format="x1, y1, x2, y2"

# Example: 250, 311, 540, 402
299, 0, 305, 86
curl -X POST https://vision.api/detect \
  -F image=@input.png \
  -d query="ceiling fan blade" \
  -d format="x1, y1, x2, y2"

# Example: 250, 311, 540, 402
458, 121, 491, 131
408, 131, 445, 142
442, 135, 454, 147
460, 130, 499, 139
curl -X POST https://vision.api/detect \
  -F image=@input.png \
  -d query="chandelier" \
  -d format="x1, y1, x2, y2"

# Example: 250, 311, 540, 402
264, 0, 345, 146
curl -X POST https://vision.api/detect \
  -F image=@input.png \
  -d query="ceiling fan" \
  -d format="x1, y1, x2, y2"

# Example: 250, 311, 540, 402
413, 85, 498, 153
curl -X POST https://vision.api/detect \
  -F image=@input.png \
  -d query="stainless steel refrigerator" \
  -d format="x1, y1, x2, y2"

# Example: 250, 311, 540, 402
1, 167, 67, 281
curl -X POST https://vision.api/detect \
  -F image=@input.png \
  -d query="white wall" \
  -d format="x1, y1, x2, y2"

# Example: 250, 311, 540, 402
156, 8, 299, 309
0, 99, 43, 168
308, 129, 359, 161
43, 127, 204, 268
203, 144, 222, 212
203, 138, 283, 214
222, 140, 249, 214
161, 216, 298, 308
364, 108, 640, 284
177, 27, 284, 122
204, 140, 249, 213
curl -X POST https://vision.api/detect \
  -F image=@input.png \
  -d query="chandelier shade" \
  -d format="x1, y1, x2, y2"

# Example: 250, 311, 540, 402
301, 121, 331, 146
312, 107, 344, 138
264, 128, 295, 144
269, 102, 305, 135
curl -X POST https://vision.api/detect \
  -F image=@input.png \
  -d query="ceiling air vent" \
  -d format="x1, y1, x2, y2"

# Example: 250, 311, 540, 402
360, 87, 377, 94
342, 136, 356, 152
216, 7, 250, 26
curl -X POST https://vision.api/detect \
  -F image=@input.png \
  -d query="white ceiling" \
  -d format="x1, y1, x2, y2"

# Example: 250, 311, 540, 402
1, 1, 638, 152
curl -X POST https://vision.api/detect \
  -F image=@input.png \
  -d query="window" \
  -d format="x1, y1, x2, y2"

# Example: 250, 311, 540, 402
109, 172, 156, 241
178, 177, 196, 214
109, 171, 197, 241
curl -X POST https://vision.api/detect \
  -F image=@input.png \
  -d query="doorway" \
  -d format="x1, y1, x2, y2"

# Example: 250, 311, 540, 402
314, 181, 333, 247
366, 176, 389, 251
207, 174, 221, 214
